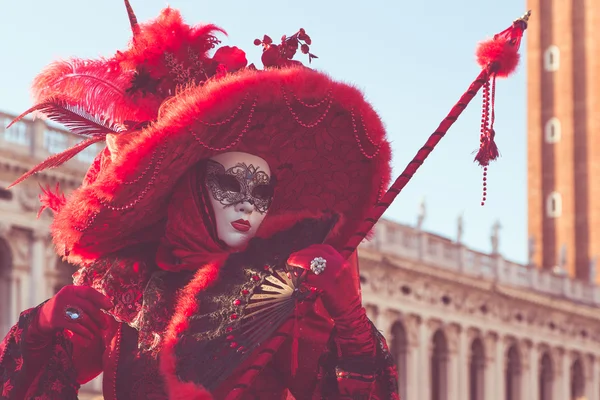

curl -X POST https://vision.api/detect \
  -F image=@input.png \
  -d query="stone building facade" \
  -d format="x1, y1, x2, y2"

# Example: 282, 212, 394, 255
0, 111, 104, 398
362, 219, 599, 400
1, 112, 599, 399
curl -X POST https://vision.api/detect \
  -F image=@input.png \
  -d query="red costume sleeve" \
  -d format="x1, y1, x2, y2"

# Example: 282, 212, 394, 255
0, 306, 104, 400
312, 322, 399, 400
269, 300, 399, 400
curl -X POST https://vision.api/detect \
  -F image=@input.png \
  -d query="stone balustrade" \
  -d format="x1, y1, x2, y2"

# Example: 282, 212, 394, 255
360, 219, 600, 307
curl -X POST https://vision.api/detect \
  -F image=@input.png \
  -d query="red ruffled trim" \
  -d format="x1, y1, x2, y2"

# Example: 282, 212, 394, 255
160, 262, 222, 398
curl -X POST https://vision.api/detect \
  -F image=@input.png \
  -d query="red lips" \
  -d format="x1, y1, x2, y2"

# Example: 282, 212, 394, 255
231, 219, 251, 232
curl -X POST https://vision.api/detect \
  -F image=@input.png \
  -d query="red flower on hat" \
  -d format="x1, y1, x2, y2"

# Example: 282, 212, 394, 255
212, 46, 248, 72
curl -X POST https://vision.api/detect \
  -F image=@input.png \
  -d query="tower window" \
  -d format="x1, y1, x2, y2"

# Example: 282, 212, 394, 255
546, 192, 562, 218
544, 118, 561, 143
543, 45, 560, 72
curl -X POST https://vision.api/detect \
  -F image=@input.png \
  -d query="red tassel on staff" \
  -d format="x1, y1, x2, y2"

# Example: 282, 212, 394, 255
339, 11, 531, 260
474, 11, 530, 205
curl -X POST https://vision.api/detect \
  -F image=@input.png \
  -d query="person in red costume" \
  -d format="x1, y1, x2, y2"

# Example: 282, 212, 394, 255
0, 2, 398, 399
0, 1, 535, 399
0, 0, 531, 397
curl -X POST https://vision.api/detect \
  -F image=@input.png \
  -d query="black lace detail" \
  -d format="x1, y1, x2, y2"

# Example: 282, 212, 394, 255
175, 216, 337, 391
205, 159, 274, 213
115, 325, 168, 400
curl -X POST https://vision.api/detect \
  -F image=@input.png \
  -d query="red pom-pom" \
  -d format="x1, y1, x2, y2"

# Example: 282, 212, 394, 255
476, 39, 520, 77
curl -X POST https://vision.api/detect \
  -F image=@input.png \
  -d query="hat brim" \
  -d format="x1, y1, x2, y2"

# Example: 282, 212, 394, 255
51, 67, 392, 264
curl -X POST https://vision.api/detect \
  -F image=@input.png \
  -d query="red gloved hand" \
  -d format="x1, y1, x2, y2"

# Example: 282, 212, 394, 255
37, 285, 113, 341
287, 244, 359, 319
287, 245, 375, 357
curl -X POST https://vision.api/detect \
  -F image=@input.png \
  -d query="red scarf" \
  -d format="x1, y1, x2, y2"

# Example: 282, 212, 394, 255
156, 161, 230, 271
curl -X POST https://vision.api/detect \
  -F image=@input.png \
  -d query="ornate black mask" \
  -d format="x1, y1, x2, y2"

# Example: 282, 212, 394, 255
205, 160, 275, 214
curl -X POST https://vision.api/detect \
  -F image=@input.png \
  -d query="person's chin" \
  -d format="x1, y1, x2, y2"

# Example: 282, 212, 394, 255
225, 230, 252, 250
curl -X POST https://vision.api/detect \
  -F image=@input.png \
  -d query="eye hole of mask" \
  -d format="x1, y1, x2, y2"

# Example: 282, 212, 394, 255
252, 184, 274, 200
217, 174, 241, 192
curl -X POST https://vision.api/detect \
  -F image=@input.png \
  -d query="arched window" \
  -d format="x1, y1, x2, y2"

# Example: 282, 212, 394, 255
546, 192, 562, 218
0, 238, 13, 335
544, 118, 561, 143
570, 359, 585, 400
506, 345, 521, 400
539, 352, 553, 400
391, 322, 408, 400
544, 46, 560, 72
431, 330, 448, 400
469, 338, 485, 400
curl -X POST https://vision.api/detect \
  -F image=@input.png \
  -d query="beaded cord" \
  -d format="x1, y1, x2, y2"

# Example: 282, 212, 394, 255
98, 145, 168, 211
123, 148, 160, 185
351, 109, 381, 159
479, 80, 491, 206
112, 324, 122, 400
282, 88, 332, 129
189, 99, 257, 151
290, 89, 332, 108
357, 114, 379, 147
195, 94, 249, 127
73, 211, 99, 233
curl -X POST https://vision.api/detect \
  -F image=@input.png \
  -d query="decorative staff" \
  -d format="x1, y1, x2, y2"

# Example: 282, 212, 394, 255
340, 11, 531, 260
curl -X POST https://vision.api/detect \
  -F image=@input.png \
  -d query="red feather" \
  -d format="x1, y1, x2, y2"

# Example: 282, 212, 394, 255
31, 59, 154, 123
37, 183, 67, 218
9, 136, 105, 188
8, 97, 125, 137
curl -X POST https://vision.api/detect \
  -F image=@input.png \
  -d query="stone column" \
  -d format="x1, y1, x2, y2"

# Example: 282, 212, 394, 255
0, 224, 11, 334
31, 230, 48, 306
19, 270, 30, 313
553, 348, 569, 400
420, 320, 434, 400
457, 327, 470, 400
375, 310, 402, 398
445, 324, 461, 400
584, 354, 596, 400
9, 273, 18, 326
404, 315, 421, 400
483, 333, 498, 400
519, 341, 531, 400
525, 342, 539, 400
495, 337, 507, 400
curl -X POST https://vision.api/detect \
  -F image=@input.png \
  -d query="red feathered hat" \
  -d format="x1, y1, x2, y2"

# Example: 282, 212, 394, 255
11, 2, 530, 265
11, 2, 391, 265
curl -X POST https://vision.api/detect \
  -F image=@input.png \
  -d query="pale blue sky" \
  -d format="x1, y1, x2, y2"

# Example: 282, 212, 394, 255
0, 0, 528, 263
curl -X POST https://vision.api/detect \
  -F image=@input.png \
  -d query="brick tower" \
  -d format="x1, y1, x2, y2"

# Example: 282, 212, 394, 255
527, 0, 600, 282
